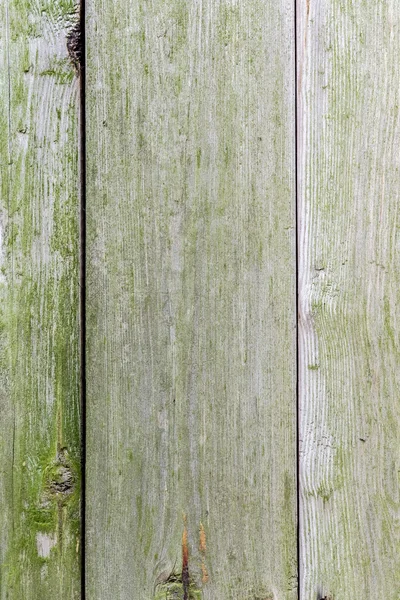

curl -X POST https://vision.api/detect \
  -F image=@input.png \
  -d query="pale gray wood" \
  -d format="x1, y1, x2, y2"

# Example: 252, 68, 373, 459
85, 0, 297, 598
298, 1, 400, 598
0, 0, 81, 597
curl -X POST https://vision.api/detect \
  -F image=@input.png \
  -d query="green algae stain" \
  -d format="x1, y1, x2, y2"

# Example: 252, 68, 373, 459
40, 58, 75, 85
308, 363, 320, 370
1, 0, 81, 595
155, 576, 202, 600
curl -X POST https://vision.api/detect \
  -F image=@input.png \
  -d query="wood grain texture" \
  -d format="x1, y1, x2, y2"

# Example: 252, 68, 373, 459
85, 1, 296, 598
0, 0, 81, 597
298, 1, 400, 598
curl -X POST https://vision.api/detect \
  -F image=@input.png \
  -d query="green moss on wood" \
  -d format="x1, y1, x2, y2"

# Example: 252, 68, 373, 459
0, 0, 80, 596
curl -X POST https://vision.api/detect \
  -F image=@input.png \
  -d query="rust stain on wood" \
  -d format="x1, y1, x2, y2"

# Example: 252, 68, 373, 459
201, 563, 209, 585
199, 523, 206, 553
199, 523, 208, 583
182, 518, 190, 600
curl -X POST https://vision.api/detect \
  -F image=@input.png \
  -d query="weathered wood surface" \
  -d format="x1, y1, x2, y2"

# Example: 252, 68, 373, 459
0, 0, 81, 597
298, 1, 400, 598
85, 0, 297, 598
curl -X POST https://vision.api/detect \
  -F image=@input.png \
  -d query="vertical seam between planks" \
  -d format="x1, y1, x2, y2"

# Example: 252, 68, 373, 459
79, 0, 87, 596
294, 1, 300, 599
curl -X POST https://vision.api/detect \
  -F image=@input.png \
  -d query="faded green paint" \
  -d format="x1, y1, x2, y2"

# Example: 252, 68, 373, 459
299, 0, 400, 598
85, 0, 296, 599
0, 0, 81, 598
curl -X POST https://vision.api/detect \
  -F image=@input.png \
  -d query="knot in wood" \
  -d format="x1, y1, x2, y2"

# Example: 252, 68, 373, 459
67, 21, 82, 72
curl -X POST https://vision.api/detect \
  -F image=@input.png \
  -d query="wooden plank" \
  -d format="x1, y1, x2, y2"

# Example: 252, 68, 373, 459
0, 1, 81, 597
298, 1, 400, 597
85, 0, 297, 598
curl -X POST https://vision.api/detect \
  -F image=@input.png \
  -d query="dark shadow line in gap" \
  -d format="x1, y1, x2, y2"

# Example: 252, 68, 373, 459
79, 0, 87, 597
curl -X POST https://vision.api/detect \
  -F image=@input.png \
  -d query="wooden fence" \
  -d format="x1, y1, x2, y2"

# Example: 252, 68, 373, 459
1, 0, 400, 598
